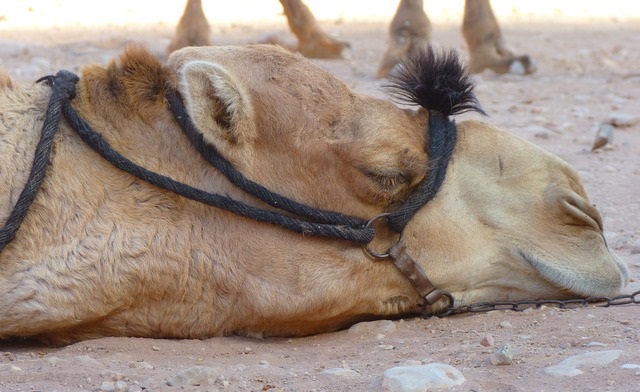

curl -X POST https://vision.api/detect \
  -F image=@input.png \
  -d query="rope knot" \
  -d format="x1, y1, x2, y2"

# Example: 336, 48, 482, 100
37, 70, 79, 100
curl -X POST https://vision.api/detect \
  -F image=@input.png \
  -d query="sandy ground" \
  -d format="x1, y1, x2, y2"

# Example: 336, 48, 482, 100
1, 2, 640, 391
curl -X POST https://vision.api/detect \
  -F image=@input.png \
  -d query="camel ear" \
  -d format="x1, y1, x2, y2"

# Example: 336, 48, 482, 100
177, 60, 254, 146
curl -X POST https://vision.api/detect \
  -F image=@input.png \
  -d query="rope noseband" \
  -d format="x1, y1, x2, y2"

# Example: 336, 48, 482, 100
0, 70, 458, 313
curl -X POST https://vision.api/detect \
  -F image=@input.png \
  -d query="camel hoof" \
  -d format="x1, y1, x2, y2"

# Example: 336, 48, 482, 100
509, 56, 537, 75
300, 41, 352, 59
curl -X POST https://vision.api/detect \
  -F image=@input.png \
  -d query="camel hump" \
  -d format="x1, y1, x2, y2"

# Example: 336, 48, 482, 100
385, 46, 486, 117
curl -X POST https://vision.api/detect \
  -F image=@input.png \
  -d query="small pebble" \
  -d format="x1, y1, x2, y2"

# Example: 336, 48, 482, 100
46, 356, 65, 367
592, 123, 615, 151
499, 321, 513, 329
166, 366, 221, 387
622, 364, 640, 369
480, 334, 495, 347
99, 381, 115, 392
490, 344, 514, 366
114, 381, 128, 392
606, 113, 638, 127
130, 361, 154, 370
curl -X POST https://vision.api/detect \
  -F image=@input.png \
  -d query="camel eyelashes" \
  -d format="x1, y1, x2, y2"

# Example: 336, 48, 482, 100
365, 170, 409, 190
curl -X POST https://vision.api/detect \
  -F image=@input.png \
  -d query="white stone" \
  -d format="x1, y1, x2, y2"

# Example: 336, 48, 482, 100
381, 364, 465, 391
545, 350, 622, 377
622, 364, 640, 369
606, 113, 638, 127
166, 366, 222, 386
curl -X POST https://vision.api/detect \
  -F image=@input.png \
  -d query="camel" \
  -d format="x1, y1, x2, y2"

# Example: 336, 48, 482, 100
0, 44, 627, 345
168, 0, 537, 78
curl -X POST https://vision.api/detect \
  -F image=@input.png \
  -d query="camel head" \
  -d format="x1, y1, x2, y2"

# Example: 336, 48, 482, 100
400, 120, 629, 307
167, 44, 628, 313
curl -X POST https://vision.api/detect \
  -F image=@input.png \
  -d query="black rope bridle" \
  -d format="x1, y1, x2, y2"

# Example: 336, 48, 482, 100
0, 69, 461, 317
0, 70, 456, 253
164, 90, 456, 237
0, 72, 77, 251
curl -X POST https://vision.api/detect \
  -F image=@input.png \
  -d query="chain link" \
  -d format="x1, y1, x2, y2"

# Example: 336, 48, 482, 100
435, 289, 640, 317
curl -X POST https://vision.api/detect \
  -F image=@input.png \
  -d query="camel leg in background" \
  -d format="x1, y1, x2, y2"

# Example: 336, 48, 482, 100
167, 0, 211, 55
376, 0, 430, 79
279, 0, 351, 59
462, 0, 536, 74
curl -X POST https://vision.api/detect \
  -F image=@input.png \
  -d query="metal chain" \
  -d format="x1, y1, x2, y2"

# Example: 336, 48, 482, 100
436, 289, 640, 317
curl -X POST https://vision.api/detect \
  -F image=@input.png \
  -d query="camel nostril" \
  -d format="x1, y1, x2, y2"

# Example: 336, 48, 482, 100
546, 186, 604, 233
561, 196, 603, 232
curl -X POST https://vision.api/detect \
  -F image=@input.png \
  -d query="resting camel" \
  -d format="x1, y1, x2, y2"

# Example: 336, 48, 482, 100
169, 0, 537, 78
0, 44, 627, 345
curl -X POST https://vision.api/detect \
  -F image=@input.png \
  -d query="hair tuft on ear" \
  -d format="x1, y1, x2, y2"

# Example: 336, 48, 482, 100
385, 46, 486, 117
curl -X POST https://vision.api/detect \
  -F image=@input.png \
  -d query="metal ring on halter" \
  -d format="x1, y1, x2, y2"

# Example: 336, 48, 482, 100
363, 213, 399, 259
432, 291, 455, 317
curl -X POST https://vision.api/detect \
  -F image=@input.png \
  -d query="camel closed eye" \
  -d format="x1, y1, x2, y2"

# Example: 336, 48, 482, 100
365, 170, 409, 190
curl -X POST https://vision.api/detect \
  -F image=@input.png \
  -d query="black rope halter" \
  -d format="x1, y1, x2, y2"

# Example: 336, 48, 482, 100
0, 72, 79, 252
0, 70, 456, 252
